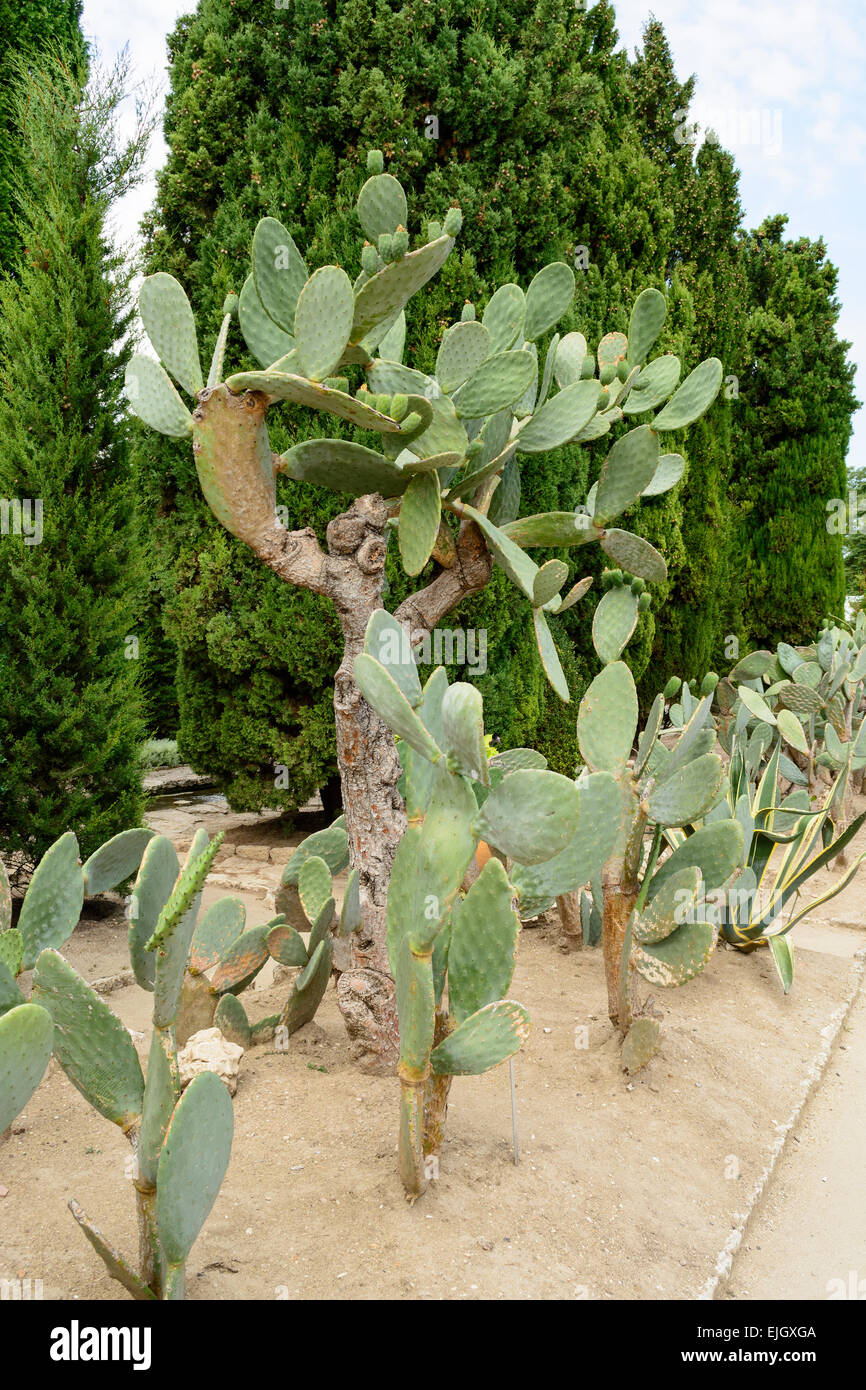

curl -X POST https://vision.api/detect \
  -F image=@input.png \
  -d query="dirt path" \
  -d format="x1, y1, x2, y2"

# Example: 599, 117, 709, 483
724, 973, 866, 1301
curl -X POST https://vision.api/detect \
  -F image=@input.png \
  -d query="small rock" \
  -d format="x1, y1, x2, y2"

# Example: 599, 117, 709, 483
0, 1185, 8, 1198
178, 1028, 243, 1096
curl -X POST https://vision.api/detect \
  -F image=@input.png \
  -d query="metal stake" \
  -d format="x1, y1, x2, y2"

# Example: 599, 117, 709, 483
509, 1056, 519, 1165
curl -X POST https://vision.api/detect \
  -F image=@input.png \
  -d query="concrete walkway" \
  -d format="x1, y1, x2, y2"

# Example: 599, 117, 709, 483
724, 939, 866, 1301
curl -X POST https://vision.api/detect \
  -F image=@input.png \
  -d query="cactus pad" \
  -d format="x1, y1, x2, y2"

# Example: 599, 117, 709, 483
593, 425, 660, 526
621, 1017, 662, 1075
33, 950, 144, 1130
356, 173, 408, 242
351, 236, 454, 342
482, 283, 525, 353
633, 921, 716, 987
252, 217, 309, 334
448, 859, 520, 1024
214, 993, 251, 1049
18, 831, 84, 970
399, 470, 441, 576
627, 288, 667, 365
435, 320, 491, 393
353, 653, 443, 763
82, 829, 155, 897
139, 273, 203, 397
156, 1070, 234, 1266
592, 585, 639, 665
238, 273, 294, 368
642, 452, 685, 497
455, 351, 537, 419
441, 682, 489, 785
646, 753, 725, 826
364, 609, 422, 705
599, 529, 667, 583
476, 769, 580, 864
189, 897, 246, 975
517, 380, 602, 453
280, 438, 409, 496
0, 1002, 53, 1132
578, 661, 639, 772
523, 263, 575, 340
653, 357, 723, 431
430, 999, 530, 1075
129, 834, 180, 993
294, 266, 355, 381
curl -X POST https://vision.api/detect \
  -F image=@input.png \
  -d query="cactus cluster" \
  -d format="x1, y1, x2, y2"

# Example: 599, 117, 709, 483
353, 611, 584, 1198
124, 151, 724, 707
19, 829, 236, 1300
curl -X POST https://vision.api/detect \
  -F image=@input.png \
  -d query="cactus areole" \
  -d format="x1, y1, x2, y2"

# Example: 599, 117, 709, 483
126, 153, 724, 1070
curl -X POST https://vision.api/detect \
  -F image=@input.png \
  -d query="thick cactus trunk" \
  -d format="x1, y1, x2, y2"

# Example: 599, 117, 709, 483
191, 388, 492, 1072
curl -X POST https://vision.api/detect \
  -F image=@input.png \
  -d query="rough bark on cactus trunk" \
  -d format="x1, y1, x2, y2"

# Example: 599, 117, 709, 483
190, 387, 492, 1071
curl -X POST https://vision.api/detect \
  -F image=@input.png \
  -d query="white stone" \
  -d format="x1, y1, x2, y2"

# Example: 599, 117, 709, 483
177, 1028, 243, 1096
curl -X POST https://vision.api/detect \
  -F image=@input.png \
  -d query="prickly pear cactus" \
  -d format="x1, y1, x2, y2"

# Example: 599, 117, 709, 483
354, 610, 592, 1199
31, 831, 235, 1300
574, 608, 745, 1073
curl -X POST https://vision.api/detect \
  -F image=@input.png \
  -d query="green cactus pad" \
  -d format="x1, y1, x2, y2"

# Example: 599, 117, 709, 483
225, 369, 412, 435
33, 951, 144, 1130
401, 668, 449, 819
364, 609, 422, 705
378, 311, 406, 363
501, 513, 600, 549
635, 866, 702, 944
238, 273, 294, 368
737, 684, 776, 725
129, 835, 179, 992
510, 770, 622, 907
385, 825, 423, 973
306, 894, 336, 953
593, 425, 660, 526
633, 921, 716, 987
430, 999, 530, 1075
266, 921, 308, 966
211, 925, 271, 995
533, 607, 569, 702
627, 288, 667, 365
461, 505, 538, 598
657, 693, 714, 782
642, 452, 685, 497
489, 747, 548, 772
298, 856, 333, 927
646, 753, 725, 826
339, 867, 361, 937
653, 357, 723, 430
394, 935, 435, 1073
18, 831, 84, 971
533, 558, 569, 609
73, 1197, 163, 1304
476, 769, 580, 864
729, 649, 774, 681
189, 897, 246, 975
577, 661, 638, 772
139, 273, 203, 396
599, 529, 667, 583
558, 575, 594, 611
592, 585, 639, 665
622, 355, 681, 416
442, 682, 489, 785
776, 708, 809, 754
0, 928, 22, 983
0, 1002, 53, 1132
352, 235, 453, 342
647, 820, 744, 901
281, 937, 333, 1034
486, 451, 522, 527
366, 359, 433, 395
435, 320, 491, 393
516, 380, 602, 453
156, 1069, 234, 1267
400, 450, 465, 477
553, 331, 588, 389
455, 351, 537, 419
778, 682, 823, 717
214, 993, 251, 1049
523, 262, 575, 340
621, 1017, 661, 1075
252, 217, 309, 334
280, 438, 409, 496
353, 654, 443, 763
511, 342, 539, 418
448, 859, 521, 1024
294, 266, 355, 381
138, 1030, 178, 1186
482, 283, 525, 353
399, 471, 441, 576
82, 829, 155, 897
280, 818, 350, 887
357, 173, 408, 242
125, 354, 194, 438
67, 1200, 156, 1300
146, 830, 222, 953
410, 765, 479, 953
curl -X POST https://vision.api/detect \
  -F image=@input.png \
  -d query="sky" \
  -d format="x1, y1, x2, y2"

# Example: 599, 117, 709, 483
82, 0, 865, 476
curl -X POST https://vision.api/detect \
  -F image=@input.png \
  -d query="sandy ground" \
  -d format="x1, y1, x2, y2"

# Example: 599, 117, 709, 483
1, 905, 862, 1301
1, 785, 864, 1301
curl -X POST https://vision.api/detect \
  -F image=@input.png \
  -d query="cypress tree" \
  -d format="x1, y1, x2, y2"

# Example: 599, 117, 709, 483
0, 1, 83, 272
138, 0, 681, 798
0, 53, 149, 864
732, 215, 858, 645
